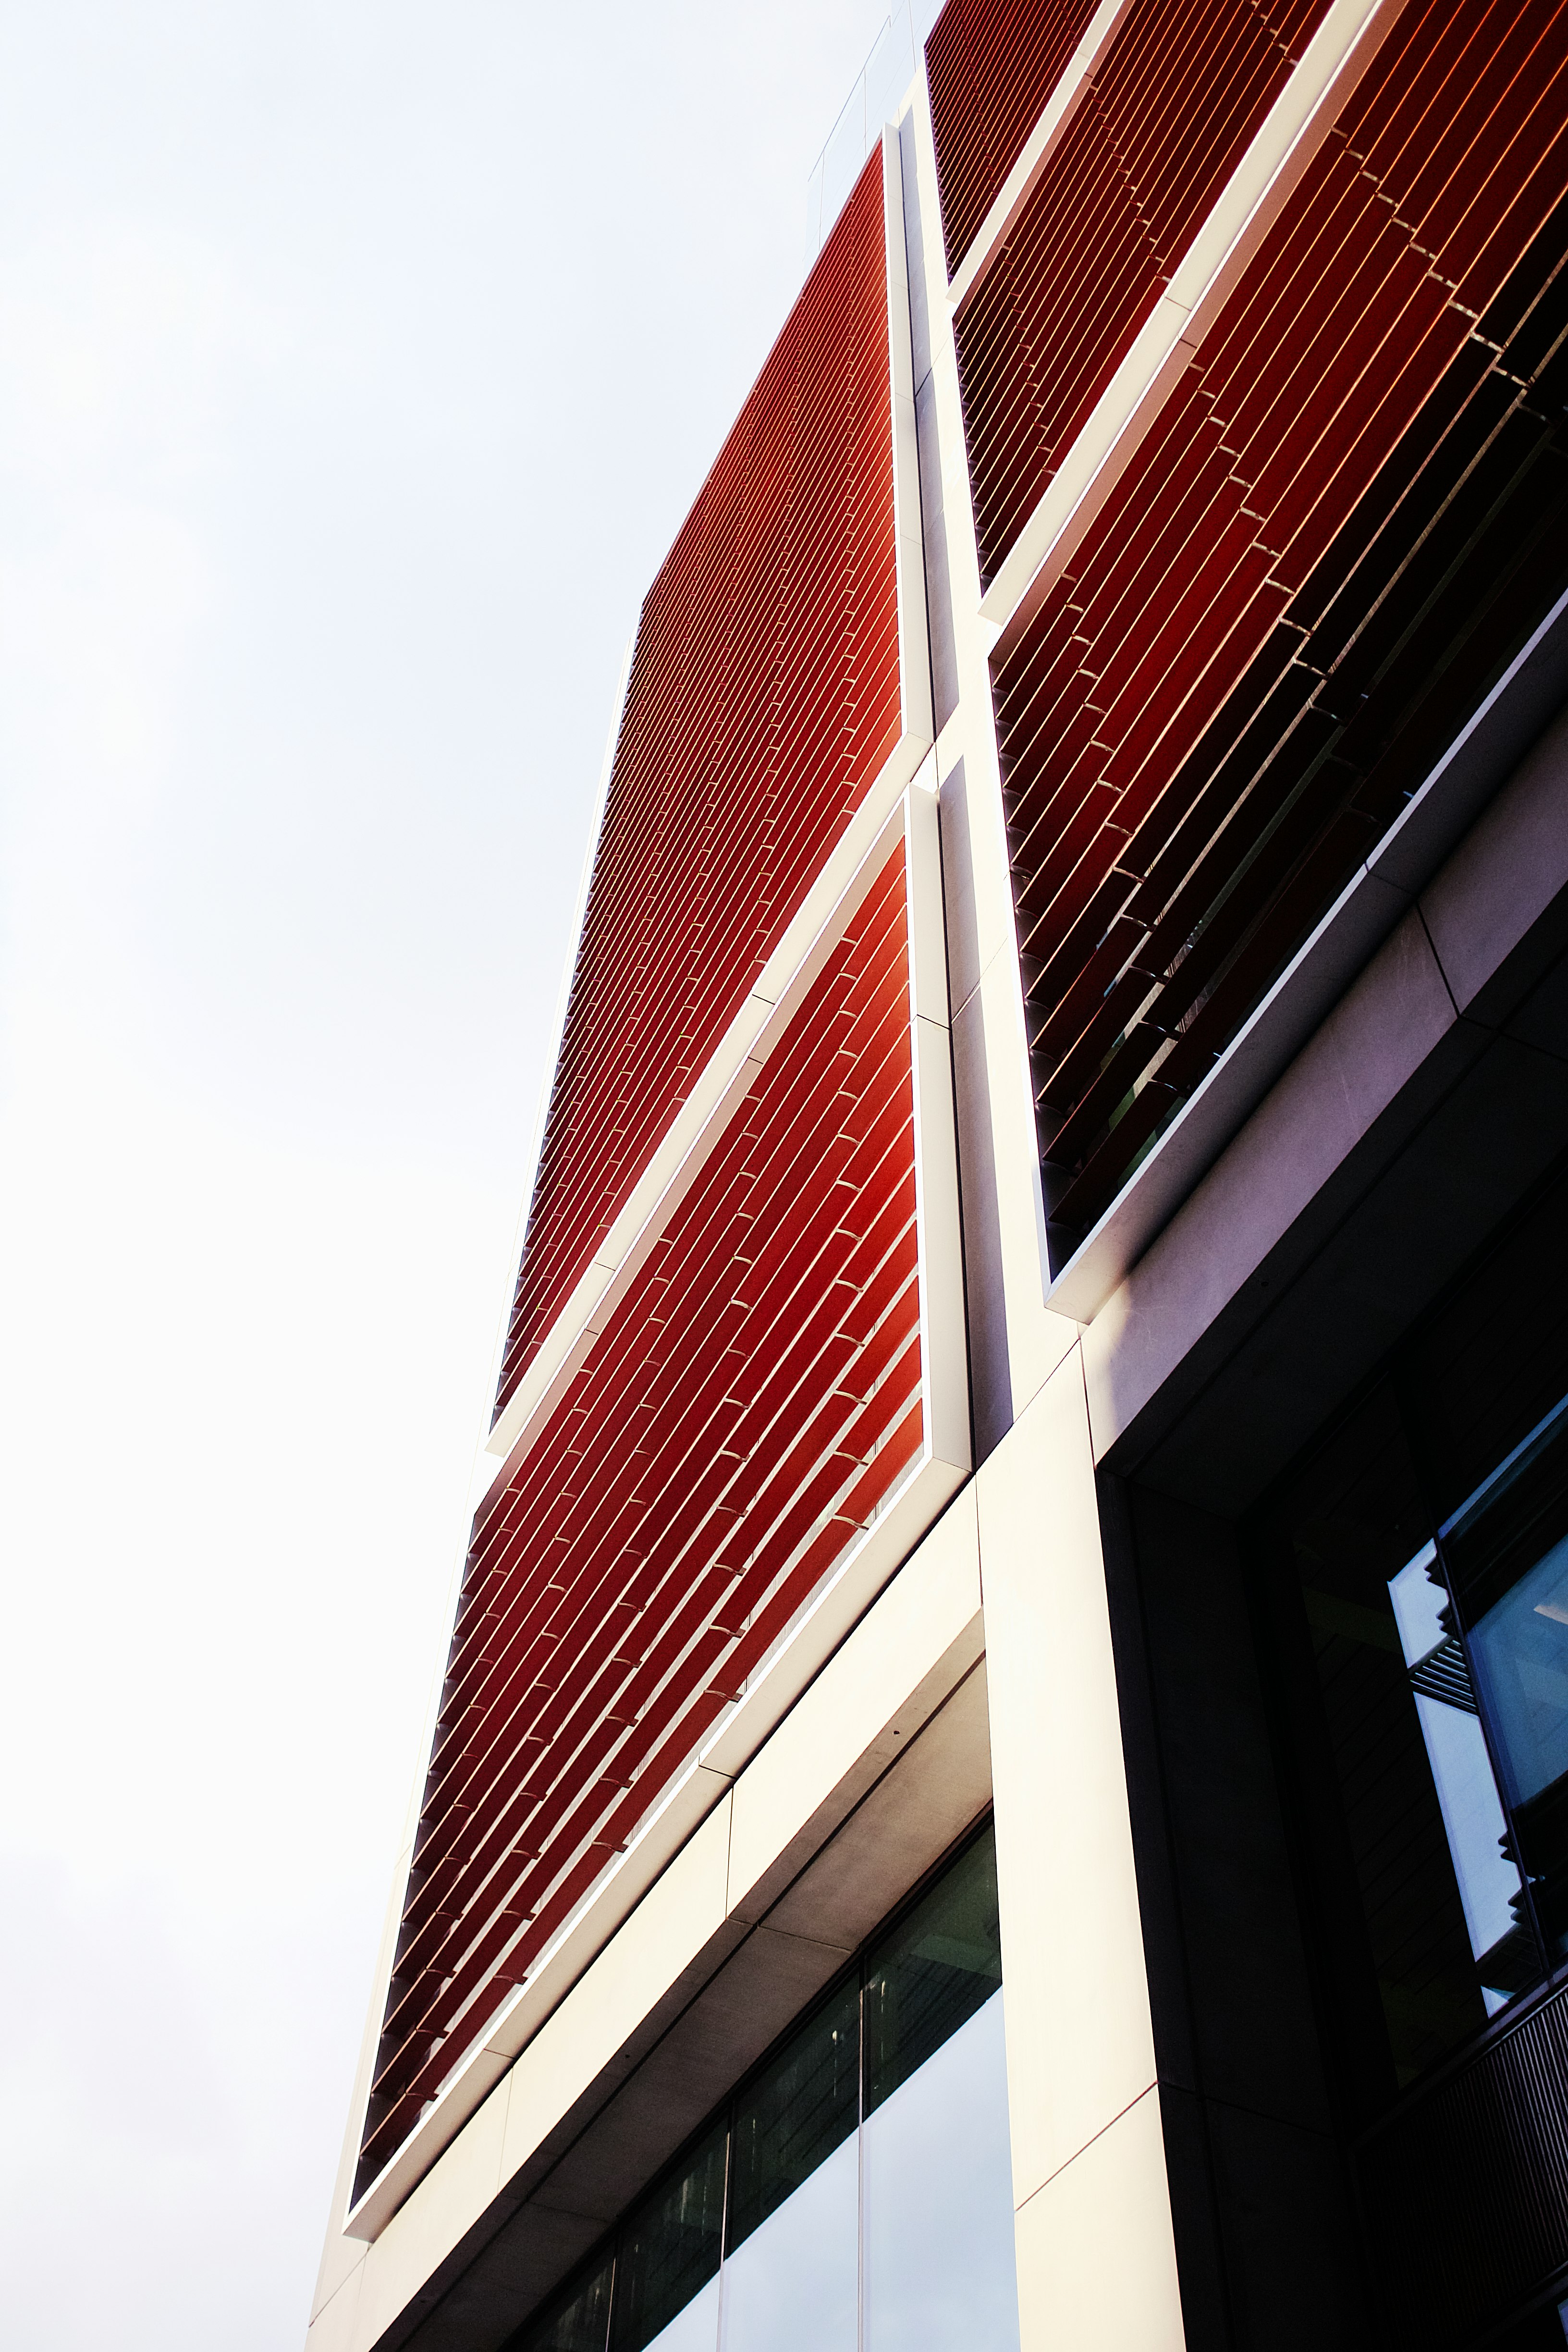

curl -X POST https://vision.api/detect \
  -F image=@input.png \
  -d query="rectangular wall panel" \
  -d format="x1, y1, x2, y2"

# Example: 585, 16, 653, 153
496, 151, 905, 1420
991, 0, 1568, 1250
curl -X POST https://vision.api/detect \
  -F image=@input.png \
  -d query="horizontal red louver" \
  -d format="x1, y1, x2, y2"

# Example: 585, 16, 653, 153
925, 0, 1102, 276
992, 0, 1568, 1246
955, 0, 1334, 581
495, 151, 902, 1420
356, 847, 922, 2197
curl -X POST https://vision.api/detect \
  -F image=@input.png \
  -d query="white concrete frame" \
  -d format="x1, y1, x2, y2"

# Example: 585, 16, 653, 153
337, 765, 966, 2243
907, 0, 1416, 1454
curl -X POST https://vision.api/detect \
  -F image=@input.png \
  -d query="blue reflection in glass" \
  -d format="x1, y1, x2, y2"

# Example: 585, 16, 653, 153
1468, 1532, 1568, 1807
862, 1989, 1020, 2352
719, 2134, 857, 2352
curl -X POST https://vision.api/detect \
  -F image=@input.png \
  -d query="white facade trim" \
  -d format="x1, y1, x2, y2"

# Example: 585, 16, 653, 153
944, 0, 1133, 312
978, 0, 1407, 652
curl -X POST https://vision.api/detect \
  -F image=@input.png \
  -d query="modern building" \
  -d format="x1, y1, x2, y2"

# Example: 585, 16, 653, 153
306, 2, 1568, 2346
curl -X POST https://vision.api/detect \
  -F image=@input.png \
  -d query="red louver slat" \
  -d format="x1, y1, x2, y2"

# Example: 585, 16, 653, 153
495, 152, 903, 1420
992, 0, 1568, 1245
356, 846, 923, 2198
925, 0, 1103, 275
953, 0, 1336, 582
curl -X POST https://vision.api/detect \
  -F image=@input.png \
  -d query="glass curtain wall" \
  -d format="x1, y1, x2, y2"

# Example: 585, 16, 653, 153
505, 1826, 1020, 2352
1257, 1161, 1568, 2105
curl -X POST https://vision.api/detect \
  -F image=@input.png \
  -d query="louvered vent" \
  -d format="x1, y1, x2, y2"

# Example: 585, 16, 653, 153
357, 847, 923, 2199
955, 0, 1334, 582
496, 150, 902, 1418
992, 0, 1568, 1251
1358, 1978, 1568, 2346
925, 0, 1101, 276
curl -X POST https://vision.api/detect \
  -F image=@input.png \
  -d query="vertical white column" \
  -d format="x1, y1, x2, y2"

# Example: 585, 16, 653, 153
979, 1346, 1186, 2349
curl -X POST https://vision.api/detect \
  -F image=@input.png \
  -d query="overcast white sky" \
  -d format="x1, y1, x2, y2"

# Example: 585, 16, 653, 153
0, 6, 921, 2342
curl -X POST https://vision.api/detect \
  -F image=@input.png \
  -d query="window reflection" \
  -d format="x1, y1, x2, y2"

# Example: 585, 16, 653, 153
727, 1983, 858, 2252
863, 1991, 1020, 2352
721, 1982, 858, 2352
719, 2134, 857, 2352
612, 2126, 726, 2352
865, 1820, 1003, 2111
1387, 1544, 1529, 2010
1446, 1396, 1568, 1961
1258, 1165, 1568, 2115
1279, 1388, 1501, 2083
632, 2281, 719, 2352
522, 2259, 613, 2352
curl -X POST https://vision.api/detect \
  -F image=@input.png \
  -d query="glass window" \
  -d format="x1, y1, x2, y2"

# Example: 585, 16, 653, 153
1268, 1385, 1515, 2082
1444, 1395, 1568, 1962
1256, 1166, 1568, 2112
862, 1989, 1020, 2352
612, 2126, 727, 2352
517, 2259, 612, 2352
726, 1981, 858, 2252
508, 1828, 1018, 2352
1387, 1541, 1531, 2008
719, 2134, 858, 2352
865, 1822, 1003, 2112
720, 1980, 859, 2352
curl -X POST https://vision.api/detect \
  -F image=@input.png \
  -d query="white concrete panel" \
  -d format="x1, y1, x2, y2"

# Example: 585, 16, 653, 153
355, 2076, 512, 2352
498, 1797, 734, 2187
303, 2263, 365, 2352
970, 945, 1077, 1428
727, 1484, 983, 1922
763, 1661, 994, 1953
311, 1834, 419, 2299
1012, 2088, 1185, 2352
978, 1349, 1158, 2203
1079, 907, 1459, 1465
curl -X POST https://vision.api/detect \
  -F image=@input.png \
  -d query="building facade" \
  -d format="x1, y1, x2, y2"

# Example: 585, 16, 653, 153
307, 3, 1568, 2345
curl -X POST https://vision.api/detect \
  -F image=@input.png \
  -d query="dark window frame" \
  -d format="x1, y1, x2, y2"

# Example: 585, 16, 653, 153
1245, 1144, 1568, 2136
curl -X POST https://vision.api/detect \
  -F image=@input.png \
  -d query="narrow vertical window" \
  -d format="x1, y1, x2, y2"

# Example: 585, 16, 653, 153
612, 2125, 727, 2352
1444, 1396, 1568, 1971
720, 1984, 859, 2352
861, 1829, 1019, 2352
